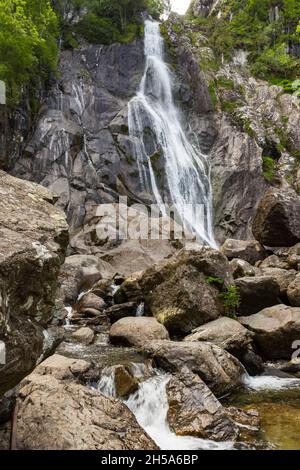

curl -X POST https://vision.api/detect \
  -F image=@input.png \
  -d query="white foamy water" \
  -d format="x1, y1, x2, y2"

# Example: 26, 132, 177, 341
128, 21, 217, 247
243, 374, 300, 391
136, 302, 145, 317
98, 367, 232, 450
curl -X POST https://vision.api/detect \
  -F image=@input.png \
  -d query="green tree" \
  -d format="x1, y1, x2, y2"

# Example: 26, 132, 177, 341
0, 0, 58, 106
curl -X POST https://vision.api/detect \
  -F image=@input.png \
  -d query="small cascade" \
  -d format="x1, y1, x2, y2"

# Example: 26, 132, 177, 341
97, 366, 232, 450
243, 373, 300, 391
64, 306, 74, 328
136, 302, 145, 317
128, 21, 217, 248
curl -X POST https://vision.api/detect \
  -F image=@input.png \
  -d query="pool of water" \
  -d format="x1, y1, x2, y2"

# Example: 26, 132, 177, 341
223, 377, 300, 450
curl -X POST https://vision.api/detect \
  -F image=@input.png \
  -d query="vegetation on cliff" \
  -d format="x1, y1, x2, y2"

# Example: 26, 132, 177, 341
188, 0, 300, 86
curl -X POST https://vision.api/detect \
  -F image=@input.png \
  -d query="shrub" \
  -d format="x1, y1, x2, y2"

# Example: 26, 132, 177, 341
219, 286, 241, 320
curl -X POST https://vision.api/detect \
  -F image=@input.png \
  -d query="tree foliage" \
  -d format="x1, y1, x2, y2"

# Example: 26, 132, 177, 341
190, 0, 300, 81
0, 0, 59, 106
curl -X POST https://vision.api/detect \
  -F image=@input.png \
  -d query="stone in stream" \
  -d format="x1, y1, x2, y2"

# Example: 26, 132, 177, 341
221, 239, 266, 265
239, 305, 300, 359
167, 368, 259, 442
109, 317, 169, 347
143, 340, 244, 396
105, 302, 138, 323
287, 274, 300, 307
252, 188, 300, 247
72, 327, 95, 345
0, 171, 69, 396
14, 364, 157, 450
76, 292, 106, 313
235, 276, 280, 315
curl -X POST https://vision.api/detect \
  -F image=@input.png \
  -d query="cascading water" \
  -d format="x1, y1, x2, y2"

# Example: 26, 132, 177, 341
128, 21, 217, 248
97, 366, 232, 450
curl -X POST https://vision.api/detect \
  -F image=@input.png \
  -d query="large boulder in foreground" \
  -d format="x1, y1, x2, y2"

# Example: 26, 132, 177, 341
0, 171, 68, 396
221, 239, 266, 265
117, 248, 234, 335
235, 276, 280, 315
143, 340, 244, 396
239, 305, 300, 359
184, 317, 253, 356
253, 188, 300, 247
109, 317, 169, 347
14, 366, 157, 450
167, 368, 259, 442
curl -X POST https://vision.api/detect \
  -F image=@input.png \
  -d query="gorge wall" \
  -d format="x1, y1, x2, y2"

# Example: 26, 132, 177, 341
1, 0, 300, 250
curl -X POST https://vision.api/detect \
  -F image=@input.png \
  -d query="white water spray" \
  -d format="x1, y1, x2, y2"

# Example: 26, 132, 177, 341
128, 21, 217, 247
98, 366, 232, 450
243, 374, 300, 391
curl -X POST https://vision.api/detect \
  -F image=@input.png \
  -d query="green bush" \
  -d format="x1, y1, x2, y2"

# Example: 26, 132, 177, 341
219, 286, 241, 320
262, 155, 277, 182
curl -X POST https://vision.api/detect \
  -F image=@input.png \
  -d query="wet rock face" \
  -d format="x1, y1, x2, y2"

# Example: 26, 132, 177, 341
167, 368, 260, 442
253, 188, 300, 247
211, 121, 267, 242
14, 358, 157, 450
0, 171, 68, 396
13, 40, 145, 232
167, 368, 239, 441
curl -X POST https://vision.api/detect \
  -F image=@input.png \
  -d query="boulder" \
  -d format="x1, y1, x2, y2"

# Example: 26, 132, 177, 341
252, 188, 300, 247
14, 373, 157, 450
259, 268, 296, 297
239, 305, 300, 359
76, 293, 106, 313
130, 248, 234, 335
35, 354, 91, 380
143, 340, 244, 396
166, 368, 239, 441
184, 317, 253, 356
109, 365, 139, 398
113, 272, 143, 304
229, 259, 258, 279
72, 327, 95, 345
0, 171, 68, 396
287, 274, 300, 307
235, 276, 280, 315
109, 317, 169, 347
57, 255, 105, 304
259, 255, 288, 270
221, 239, 266, 265
105, 302, 137, 323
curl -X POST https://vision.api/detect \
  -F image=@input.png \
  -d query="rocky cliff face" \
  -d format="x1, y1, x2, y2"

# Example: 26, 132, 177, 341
13, 40, 145, 233
4, 4, 300, 249
0, 171, 68, 395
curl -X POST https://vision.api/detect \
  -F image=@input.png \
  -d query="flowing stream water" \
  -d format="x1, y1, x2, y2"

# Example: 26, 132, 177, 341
128, 20, 217, 248
97, 366, 232, 450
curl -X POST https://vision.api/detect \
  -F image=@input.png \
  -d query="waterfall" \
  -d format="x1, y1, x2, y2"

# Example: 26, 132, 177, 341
128, 21, 217, 248
97, 366, 232, 450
